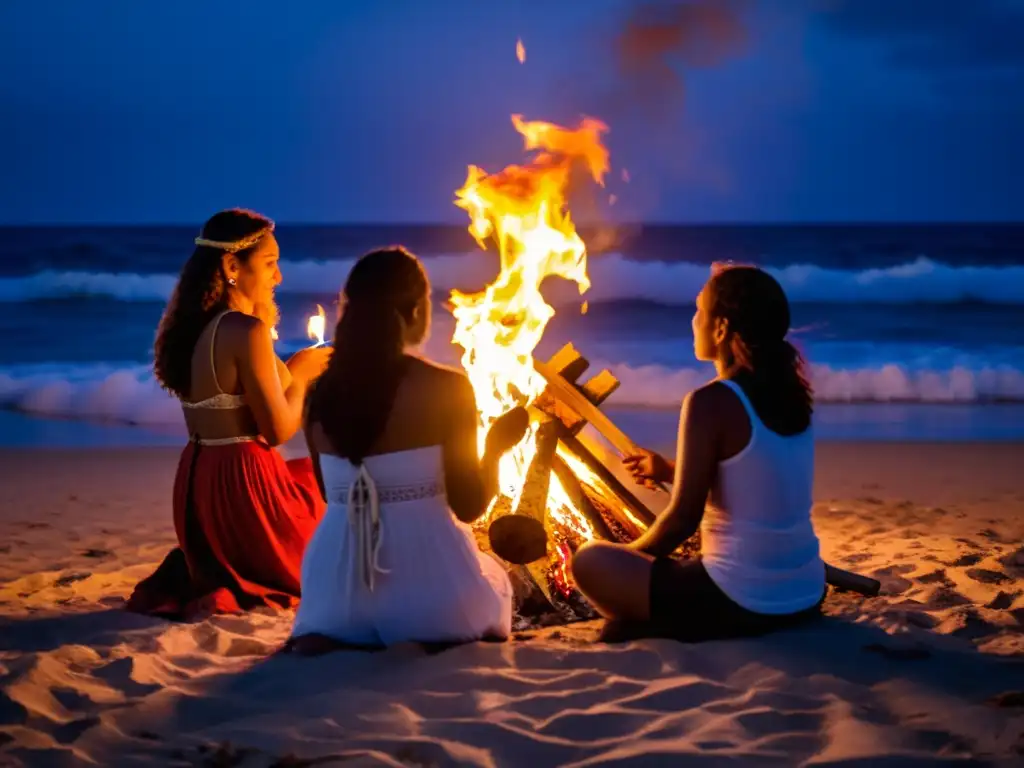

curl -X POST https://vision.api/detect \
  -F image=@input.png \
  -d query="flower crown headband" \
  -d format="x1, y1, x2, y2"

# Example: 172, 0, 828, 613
194, 220, 276, 253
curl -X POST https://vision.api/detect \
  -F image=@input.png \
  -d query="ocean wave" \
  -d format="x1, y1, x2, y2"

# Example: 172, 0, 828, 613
2, 255, 1024, 305
2, 360, 1022, 430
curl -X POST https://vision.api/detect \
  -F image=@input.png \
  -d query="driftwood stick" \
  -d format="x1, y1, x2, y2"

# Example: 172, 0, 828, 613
825, 564, 881, 597
535, 356, 641, 457
546, 343, 590, 384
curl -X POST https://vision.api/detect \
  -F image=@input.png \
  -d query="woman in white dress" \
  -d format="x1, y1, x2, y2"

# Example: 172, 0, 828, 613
288, 247, 528, 653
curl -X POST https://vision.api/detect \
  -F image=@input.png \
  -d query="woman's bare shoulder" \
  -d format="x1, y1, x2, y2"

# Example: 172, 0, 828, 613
404, 356, 474, 402
406, 355, 468, 382
684, 380, 745, 424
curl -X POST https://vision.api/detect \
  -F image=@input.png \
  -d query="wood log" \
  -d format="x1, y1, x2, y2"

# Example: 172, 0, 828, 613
580, 369, 621, 407
546, 343, 590, 384
535, 357, 644, 458
560, 369, 621, 434
550, 454, 617, 542
487, 419, 565, 607
825, 564, 881, 597
556, 432, 656, 529
513, 418, 559, 523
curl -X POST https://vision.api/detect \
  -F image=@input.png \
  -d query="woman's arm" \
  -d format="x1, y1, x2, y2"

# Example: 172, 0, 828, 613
442, 377, 527, 524
237, 320, 313, 446
628, 387, 720, 557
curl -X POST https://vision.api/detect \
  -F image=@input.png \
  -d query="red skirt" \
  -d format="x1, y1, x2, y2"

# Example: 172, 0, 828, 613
126, 440, 325, 620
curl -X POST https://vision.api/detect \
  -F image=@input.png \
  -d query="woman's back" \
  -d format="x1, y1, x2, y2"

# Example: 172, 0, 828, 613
180, 311, 259, 443
294, 247, 528, 648
702, 379, 823, 615
297, 362, 514, 646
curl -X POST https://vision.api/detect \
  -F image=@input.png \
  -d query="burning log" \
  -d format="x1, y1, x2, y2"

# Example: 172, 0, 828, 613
550, 455, 615, 542
443, 112, 876, 627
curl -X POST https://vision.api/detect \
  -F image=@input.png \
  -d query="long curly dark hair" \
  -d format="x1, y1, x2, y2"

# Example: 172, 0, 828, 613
307, 247, 430, 464
706, 264, 814, 432
154, 209, 274, 399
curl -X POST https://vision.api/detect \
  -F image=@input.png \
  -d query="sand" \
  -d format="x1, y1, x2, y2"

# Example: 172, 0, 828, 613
1, 442, 1023, 766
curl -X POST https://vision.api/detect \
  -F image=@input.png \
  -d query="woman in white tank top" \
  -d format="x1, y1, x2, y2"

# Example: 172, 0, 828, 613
571, 265, 826, 642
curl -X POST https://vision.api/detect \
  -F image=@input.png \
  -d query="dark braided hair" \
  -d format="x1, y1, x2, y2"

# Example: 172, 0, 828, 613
153, 209, 274, 399
307, 247, 430, 464
706, 264, 813, 433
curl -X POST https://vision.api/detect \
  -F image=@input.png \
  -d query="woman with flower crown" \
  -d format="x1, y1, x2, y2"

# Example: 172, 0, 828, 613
126, 209, 331, 620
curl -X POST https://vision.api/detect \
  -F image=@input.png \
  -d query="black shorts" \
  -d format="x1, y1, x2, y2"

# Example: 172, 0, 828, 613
603, 556, 826, 643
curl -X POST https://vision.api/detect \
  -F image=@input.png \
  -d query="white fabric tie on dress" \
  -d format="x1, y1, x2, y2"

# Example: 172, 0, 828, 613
348, 463, 390, 592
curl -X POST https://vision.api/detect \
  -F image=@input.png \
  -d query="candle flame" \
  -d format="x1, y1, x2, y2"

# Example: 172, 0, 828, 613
516, 38, 526, 64
307, 304, 326, 346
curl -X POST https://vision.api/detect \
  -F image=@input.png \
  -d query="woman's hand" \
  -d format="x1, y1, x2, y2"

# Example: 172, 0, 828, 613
622, 447, 672, 488
484, 406, 530, 458
286, 347, 332, 384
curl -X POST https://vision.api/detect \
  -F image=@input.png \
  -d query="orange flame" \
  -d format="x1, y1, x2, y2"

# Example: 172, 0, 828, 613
449, 114, 609, 544
516, 38, 526, 64
306, 304, 326, 346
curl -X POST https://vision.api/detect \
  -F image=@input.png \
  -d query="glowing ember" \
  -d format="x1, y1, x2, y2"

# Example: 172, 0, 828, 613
449, 114, 611, 572
516, 38, 526, 64
307, 304, 326, 346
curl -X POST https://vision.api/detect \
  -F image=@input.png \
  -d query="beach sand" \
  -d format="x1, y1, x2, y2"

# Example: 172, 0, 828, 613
1, 442, 1022, 766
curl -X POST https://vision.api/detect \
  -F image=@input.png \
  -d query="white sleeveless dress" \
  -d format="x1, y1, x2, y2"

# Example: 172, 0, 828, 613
291, 446, 513, 646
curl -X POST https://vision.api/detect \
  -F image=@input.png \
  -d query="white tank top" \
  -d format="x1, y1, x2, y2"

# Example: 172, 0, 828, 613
701, 379, 825, 614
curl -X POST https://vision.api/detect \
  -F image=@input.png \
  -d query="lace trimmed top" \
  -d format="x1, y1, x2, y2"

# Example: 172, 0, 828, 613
292, 444, 512, 646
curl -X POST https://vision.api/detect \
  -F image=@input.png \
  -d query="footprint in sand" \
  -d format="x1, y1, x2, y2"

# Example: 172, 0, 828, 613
1001, 547, 1024, 571
925, 586, 972, 609
951, 552, 984, 567
53, 716, 100, 745
902, 611, 939, 629
986, 592, 1018, 610
966, 568, 1013, 585
53, 572, 91, 587
0, 691, 28, 726
917, 569, 953, 585
843, 553, 873, 565
81, 548, 114, 559
873, 564, 916, 595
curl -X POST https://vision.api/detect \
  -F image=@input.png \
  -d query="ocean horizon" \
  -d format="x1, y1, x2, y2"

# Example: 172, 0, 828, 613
2, 222, 1023, 446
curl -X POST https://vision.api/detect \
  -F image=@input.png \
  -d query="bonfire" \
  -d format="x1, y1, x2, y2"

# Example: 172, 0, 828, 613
447, 113, 636, 620
448, 114, 879, 625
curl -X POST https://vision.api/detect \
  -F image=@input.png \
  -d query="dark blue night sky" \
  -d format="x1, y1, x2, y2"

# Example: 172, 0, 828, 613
2, 0, 1022, 224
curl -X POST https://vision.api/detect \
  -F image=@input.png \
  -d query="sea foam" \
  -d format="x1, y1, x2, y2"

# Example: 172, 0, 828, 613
2, 255, 1023, 305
